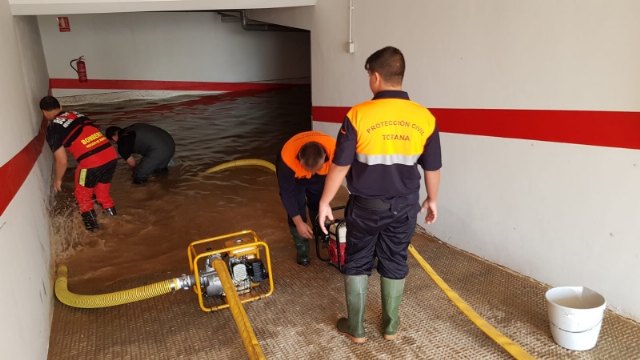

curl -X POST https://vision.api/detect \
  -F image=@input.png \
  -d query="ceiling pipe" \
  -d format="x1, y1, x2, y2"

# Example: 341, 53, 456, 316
215, 10, 306, 32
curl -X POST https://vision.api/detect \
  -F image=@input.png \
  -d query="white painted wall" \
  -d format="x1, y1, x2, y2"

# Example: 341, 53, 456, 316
253, 1, 640, 321
38, 11, 311, 96
0, 1, 53, 359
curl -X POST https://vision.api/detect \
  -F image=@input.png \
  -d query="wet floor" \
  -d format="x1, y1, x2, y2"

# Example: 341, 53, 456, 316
50, 85, 324, 292
48, 86, 640, 360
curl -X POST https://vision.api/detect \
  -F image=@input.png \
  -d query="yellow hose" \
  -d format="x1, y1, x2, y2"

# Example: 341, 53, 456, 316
204, 159, 276, 174
212, 259, 266, 360
408, 245, 535, 360
55, 265, 180, 309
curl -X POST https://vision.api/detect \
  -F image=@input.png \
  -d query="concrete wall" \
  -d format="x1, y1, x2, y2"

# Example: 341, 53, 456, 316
252, 0, 640, 321
0, 0, 53, 358
38, 11, 310, 97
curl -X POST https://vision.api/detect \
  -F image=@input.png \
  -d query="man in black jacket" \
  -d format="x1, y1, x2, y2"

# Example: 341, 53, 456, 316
106, 123, 175, 184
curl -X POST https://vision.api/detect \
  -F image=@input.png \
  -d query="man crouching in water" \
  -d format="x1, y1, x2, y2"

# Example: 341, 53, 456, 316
106, 124, 175, 184
40, 96, 118, 231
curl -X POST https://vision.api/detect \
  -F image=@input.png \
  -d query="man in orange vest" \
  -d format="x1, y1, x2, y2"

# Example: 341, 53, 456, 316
276, 131, 336, 266
40, 96, 118, 231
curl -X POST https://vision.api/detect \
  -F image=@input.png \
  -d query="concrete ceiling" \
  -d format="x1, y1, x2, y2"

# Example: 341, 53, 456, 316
9, 0, 316, 15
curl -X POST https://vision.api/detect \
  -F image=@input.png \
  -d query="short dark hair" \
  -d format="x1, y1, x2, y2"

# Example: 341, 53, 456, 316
105, 126, 122, 141
364, 46, 405, 85
298, 142, 326, 170
39, 96, 61, 111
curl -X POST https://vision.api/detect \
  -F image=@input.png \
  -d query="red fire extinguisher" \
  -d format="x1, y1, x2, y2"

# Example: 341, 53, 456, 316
70, 56, 87, 83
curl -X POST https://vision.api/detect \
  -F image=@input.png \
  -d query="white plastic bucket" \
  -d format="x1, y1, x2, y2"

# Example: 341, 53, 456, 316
545, 286, 606, 351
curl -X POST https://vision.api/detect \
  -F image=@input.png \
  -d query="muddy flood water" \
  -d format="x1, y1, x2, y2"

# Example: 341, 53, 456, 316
50, 86, 348, 293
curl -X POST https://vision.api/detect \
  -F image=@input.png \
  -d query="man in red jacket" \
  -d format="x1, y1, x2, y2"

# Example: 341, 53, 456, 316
40, 96, 118, 231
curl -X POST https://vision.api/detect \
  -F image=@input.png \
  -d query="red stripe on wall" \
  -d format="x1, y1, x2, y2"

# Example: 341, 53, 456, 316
312, 106, 640, 150
3, 90, 636, 216
49, 78, 294, 92
88, 88, 283, 119
0, 118, 47, 216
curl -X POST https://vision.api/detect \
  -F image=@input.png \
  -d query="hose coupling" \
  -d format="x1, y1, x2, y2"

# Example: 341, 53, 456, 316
175, 274, 195, 291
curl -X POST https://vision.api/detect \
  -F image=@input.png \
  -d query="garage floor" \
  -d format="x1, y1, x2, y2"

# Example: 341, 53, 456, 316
47, 88, 640, 359
47, 229, 640, 359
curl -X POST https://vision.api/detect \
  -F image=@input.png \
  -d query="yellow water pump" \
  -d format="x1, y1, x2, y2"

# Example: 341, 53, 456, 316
55, 230, 274, 311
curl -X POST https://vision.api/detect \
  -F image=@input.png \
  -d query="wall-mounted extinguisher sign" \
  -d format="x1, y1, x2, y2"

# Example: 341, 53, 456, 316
57, 17, 70, 32
70, 56, 88, 83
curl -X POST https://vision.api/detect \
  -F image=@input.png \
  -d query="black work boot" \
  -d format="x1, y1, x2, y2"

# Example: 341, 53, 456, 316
104, 207, 117, 216
80, 209, 99, 231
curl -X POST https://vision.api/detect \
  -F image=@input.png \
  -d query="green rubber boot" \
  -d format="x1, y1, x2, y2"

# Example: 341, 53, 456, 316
381, 276, 405, 340
289, 226, 310, 266
337, 275, 368, 343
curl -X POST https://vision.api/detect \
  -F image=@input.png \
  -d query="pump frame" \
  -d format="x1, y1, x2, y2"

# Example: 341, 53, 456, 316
187, 230, 274, 312
314, 205, 346, 271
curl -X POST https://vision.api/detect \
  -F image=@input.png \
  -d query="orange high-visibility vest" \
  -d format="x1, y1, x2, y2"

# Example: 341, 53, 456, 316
281, 131, 336, 179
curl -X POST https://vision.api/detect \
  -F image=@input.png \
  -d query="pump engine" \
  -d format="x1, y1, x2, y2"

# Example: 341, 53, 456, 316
199, 253, 267, 297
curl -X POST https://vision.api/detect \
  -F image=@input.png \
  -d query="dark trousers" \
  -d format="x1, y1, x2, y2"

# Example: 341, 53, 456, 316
343, 194, 420, 279
134, 145, 175, 182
